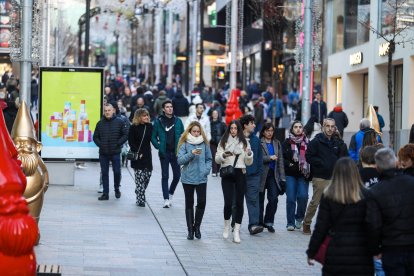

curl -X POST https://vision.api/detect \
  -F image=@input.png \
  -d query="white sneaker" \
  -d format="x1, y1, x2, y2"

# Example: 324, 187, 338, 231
97, 184, 103, 193
168, 194, 173, 207
163, 199, 170, 208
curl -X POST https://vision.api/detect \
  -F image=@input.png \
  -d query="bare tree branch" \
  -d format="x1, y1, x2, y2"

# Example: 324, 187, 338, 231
357, 18, 390, 43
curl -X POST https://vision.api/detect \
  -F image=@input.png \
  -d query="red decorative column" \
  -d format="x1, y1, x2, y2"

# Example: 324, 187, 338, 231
225, 88, 243, 125
0, 109, 38, 276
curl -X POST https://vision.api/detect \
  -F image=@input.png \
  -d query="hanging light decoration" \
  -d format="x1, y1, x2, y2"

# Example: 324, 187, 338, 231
10, 0, 43, 67
294, 0, 322, 72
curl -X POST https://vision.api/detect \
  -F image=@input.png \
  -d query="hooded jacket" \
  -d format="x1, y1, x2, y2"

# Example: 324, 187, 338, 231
172, 92, 189, 117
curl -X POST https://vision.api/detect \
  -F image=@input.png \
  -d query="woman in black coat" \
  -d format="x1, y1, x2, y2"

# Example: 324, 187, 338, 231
209, 109, 226, 176
128, 108, 153, 207
306, 157, 374, 275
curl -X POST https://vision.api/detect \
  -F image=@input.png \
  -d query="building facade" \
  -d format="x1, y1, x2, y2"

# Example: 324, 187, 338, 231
325, 0, 414, 149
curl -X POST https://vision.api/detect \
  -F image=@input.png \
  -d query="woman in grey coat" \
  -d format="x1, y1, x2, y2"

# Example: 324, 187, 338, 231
259, 122, 286, 233
177, 121, 212, 240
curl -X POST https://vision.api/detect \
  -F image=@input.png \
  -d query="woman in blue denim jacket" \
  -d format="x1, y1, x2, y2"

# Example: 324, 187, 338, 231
177, 121, 212, 240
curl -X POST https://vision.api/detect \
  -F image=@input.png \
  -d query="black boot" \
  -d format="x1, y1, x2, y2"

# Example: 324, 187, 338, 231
185, 208, 194, 240
194, 208, 205, 239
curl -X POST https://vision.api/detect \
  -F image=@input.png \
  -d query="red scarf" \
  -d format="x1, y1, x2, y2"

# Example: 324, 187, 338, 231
289, 133, 310, 177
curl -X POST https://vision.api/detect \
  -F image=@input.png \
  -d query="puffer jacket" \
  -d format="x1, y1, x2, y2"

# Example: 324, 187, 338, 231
215, 136, 253, 170
307, 192, 374, 275
177, 141, 212, 184
93, 115, 128, 155
366, 169, 414, 255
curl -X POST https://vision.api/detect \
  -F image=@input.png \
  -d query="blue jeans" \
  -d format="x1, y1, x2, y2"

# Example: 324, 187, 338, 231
285, 176, 309, 227
382, 251, 414, 276
374, 258, 385, 276
99, 153, 121, 194
245, 174, 261, 227
259, 170, 279, 227
160, 150, 181, 199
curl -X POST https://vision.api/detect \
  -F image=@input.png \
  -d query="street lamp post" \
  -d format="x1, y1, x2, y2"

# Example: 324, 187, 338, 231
229, 0, 238, 90
84, 0, 91, 67
301, 0, 312, 124
20, 0, 33, 105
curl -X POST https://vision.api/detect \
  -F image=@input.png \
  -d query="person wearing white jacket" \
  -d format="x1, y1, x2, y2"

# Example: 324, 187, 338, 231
185, 103, 211, 141
215, 120, 253, 243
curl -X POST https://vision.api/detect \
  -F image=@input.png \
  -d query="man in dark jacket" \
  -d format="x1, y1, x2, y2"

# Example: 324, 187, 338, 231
303, 118, 348, 234
151, 100, 184, 208
172, 90, 189, 117
240, 115, 264, 235
327, 103, 348, 137
310, 91, 327, 125
366, 148, 414, 275
93, 104, 128, 200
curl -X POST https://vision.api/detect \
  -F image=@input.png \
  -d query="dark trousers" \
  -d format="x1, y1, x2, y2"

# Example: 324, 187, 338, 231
221, 169, 246, 224
382, 251, 414, 276
245, 174, 261, 227
183, 183, 207, 210
259, 170, 280, 226
99, 153, 121, 194
160, 150, 181, 199
210, 144, 220, 174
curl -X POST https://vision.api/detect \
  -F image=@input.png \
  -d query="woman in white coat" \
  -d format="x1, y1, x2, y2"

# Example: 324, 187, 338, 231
215, 120, 253, 243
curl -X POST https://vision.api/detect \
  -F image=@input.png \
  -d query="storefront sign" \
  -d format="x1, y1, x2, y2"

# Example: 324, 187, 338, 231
350, 52, 363, 66
379, 42, 390, 56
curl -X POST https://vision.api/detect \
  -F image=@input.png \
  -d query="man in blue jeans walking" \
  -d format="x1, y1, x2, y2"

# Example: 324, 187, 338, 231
93, 104, 129, 200
151, 100, 184, 208
240, 114, 264, 235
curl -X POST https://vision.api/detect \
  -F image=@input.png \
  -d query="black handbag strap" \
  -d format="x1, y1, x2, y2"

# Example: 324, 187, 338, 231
232, 154, 240, 167
136, 125, 146, 154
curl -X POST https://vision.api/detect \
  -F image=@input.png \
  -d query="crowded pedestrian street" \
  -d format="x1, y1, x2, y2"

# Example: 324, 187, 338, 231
35, 157, 320, 276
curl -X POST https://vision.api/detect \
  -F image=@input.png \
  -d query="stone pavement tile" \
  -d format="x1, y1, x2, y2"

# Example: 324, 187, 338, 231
35, 162, 185, 276
144, 150, 321, 276
35, 153, 321, 275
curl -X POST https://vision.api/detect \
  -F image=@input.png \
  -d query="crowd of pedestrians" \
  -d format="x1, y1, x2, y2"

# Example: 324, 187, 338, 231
90, 75, 414, 275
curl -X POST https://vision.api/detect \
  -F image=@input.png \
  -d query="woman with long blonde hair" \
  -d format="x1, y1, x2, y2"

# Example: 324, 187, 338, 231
177, 121, 212, 240
128, 108, 153, 207
306, 157, 373, 275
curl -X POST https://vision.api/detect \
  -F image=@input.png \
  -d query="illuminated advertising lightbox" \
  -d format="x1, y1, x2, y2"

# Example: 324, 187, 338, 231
39, 67, 103, 161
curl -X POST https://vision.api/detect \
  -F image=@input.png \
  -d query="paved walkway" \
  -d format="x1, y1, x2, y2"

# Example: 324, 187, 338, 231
35, 154, 321, 276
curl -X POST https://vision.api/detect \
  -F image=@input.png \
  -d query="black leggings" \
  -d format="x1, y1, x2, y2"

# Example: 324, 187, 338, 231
221, 168, 246, 224
182, 183, 207, 210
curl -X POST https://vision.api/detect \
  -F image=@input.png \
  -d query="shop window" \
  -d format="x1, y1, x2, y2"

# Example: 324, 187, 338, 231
330, 0, 370, 53
379, 0, 414, 36
336, 78, 342, 104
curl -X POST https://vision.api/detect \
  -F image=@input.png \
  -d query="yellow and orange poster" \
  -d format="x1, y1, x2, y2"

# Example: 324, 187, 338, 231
39, 67, 103, 160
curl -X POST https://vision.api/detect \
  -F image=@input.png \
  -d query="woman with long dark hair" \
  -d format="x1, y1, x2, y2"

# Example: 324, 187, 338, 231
306, 157, 373, 275
177, 121, 212, 240
128, 108, 153, 207
282, 120, 310, 231
215, 120, 253, 243
259, 122, 286, 233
